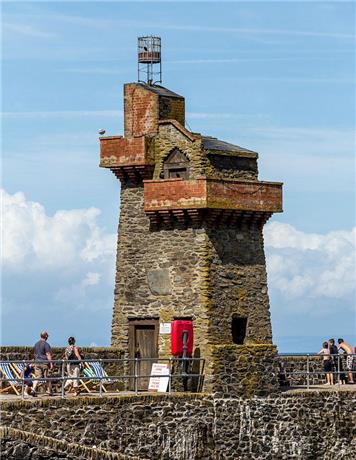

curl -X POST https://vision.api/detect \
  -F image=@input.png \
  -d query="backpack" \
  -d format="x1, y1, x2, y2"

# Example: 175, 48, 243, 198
65, 345, 76, 361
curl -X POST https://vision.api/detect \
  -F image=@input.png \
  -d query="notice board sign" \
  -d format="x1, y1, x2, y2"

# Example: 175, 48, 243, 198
148, 363, 170, 392
159, 322, 171, 334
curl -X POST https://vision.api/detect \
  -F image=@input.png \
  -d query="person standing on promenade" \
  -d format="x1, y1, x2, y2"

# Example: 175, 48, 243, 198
328, 338, 340, 384
63, 337, 82, 396
318, 341, 333, 385
338, 339, 354, 384
32, 330, 53, 395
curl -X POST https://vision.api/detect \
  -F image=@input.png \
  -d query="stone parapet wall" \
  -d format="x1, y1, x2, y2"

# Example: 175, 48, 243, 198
2, 347, 343, 389
1, 392, 355, 459
278, 354, 351, 386
0, 347, 125, 389
209, 344, 279, 397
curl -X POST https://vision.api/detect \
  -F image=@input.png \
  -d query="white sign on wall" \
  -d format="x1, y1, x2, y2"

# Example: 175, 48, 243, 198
148, 363, 170, 392
159, 322, 172, 334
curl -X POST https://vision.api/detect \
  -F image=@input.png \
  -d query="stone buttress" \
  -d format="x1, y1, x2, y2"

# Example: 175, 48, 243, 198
100, 82, 283, 396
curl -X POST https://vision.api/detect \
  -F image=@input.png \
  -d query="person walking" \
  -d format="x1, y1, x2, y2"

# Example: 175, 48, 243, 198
318, 341, 333, 385
63, 337, 82, 396
328, 338, 339, 384
32, 330, 53, 395
338, 339, 354, 384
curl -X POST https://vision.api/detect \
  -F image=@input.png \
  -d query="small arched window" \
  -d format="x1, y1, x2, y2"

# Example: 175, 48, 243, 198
163, 148, 190, 179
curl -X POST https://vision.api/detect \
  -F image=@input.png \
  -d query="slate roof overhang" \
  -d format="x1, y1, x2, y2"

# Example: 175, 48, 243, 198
202, 136, 258, 159
136, 83, 184, 99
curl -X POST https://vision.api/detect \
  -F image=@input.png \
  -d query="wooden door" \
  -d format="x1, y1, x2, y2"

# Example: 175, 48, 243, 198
129, 320, 158, 390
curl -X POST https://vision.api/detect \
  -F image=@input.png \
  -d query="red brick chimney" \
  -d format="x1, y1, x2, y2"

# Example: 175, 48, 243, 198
124, 83, 185, 137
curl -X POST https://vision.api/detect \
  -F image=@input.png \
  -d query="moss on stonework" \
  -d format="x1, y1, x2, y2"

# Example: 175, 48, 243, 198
241, 373, 258, 398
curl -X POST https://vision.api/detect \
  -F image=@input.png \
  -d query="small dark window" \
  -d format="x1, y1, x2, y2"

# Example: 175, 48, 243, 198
168, 168, 188, 179
231, 316, 247, 344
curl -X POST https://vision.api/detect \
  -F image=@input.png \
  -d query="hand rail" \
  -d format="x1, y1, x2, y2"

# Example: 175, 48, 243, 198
0, 357, 206, 399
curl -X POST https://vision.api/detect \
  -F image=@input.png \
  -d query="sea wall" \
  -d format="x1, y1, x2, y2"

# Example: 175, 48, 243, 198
1, 392, 355, 459
0, 426, 127, 460
278, 355, 351, 386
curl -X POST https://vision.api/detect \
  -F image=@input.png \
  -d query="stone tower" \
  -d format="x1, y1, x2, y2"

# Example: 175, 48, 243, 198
100, 80, 283, 395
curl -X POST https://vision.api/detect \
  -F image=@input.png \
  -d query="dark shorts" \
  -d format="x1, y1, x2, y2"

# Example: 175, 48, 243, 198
323, 360, 332, 372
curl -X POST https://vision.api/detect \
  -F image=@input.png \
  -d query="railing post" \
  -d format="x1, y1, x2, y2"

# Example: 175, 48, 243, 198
306, 354, 310, 390
337, 355, 340, 388
61, 359, 65, 399
168, 358, 172, 393
99, 359, 103, 397
21, 360, 25, 399
134, 358, 138, 395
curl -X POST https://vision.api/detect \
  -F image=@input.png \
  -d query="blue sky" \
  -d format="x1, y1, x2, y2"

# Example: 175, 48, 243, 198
2, 1, 355, 352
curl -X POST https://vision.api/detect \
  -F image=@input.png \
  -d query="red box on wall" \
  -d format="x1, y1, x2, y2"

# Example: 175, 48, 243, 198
171, 320, 194, 356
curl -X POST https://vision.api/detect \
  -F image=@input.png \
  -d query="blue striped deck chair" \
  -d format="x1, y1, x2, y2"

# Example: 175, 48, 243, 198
0, 362, 20, 395
84, 361, 114, 392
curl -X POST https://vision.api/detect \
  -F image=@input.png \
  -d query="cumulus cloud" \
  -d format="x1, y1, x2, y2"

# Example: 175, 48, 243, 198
1, 189, 116, 345
264, 222, 355, 309
2, 189, 116, 271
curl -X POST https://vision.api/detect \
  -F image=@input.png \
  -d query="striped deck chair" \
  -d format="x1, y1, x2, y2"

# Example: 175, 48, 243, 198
0, 362, 20, 395
84, 361, 114, 392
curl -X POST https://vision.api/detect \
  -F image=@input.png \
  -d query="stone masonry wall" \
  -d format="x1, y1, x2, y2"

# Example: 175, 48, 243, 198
1, 393, 355, 459
112, 184, 209, 358
0, 427, 126, 460
153, 123, 205, 179
210, 345, 279, 397
113, 183, 276, 392
207, 153, 258, 181
206, 225, 273, 344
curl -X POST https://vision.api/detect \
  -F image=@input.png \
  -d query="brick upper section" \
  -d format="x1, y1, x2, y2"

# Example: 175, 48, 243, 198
144, 178, 283, 213
100, 136, 152, 167
124, 83, 185, 137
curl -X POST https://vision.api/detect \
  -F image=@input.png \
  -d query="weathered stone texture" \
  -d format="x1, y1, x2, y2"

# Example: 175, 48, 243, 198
206, 226, 272, 345
112, 185, 209, 357
206, 153, 258, 181
209, 345, 279, 397
0, 426, 125, 460
1, 393, 355, 459
153, 122, 204, 179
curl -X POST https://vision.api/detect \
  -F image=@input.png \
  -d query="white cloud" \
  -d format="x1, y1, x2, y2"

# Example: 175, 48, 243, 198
1, 189, 117, 344
1, 189, 116, 272
265, 222, 356, 308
